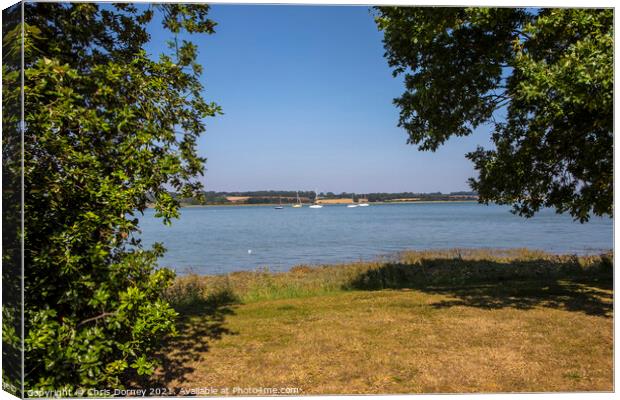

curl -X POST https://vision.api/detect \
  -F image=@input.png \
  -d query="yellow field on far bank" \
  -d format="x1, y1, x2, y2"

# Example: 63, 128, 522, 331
316, 198, 355, 204
225, 196, 250, 203
154, 249, 613, 394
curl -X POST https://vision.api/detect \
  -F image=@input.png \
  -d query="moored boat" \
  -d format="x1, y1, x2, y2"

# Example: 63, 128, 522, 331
292, 191, 303, 208
309, 190, 323, 208
274, 196, 284, 209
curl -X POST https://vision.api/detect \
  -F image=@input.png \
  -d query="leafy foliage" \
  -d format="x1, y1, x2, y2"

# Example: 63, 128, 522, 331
375, 8, 613, 222
3, 3, 220, 392
2, 5, 23, 395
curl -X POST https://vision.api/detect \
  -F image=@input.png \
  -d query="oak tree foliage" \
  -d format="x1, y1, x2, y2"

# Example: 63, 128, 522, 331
376, 8, 613, 222
2, 3, 220, 392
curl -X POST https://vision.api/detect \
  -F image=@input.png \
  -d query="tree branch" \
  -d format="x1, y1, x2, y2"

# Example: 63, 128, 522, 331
513, 29, 532, 40
77, 312, 116, 328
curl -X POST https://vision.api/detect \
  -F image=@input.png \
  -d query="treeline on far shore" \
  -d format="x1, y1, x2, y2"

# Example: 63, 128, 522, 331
172, 190, 479, 206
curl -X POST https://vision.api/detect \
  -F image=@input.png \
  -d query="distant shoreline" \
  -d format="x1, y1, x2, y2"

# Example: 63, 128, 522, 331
171, 200, 480, 208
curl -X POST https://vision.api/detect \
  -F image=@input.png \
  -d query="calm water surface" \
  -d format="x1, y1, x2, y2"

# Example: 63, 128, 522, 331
138, 202, 613, 275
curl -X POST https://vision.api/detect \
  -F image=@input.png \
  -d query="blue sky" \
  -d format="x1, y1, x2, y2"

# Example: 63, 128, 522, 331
147, 5, 494, 193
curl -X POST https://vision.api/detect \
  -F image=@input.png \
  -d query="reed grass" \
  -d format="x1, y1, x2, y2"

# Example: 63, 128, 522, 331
165, 248, 612, 306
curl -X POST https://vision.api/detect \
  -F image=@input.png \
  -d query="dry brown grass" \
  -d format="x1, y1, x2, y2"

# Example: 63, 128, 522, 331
154, 249, 613, 394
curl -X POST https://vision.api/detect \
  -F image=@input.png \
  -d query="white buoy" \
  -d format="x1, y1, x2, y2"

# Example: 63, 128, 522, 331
248, 249, 252, 254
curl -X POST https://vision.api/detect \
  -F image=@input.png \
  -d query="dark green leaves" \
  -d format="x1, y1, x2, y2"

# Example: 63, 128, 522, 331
376, 7, 612, 221
18, 2, 219, 391
377, 8, 529, 151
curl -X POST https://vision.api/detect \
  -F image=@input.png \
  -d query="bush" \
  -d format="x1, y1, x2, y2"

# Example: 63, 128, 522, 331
5, 3, 220, 393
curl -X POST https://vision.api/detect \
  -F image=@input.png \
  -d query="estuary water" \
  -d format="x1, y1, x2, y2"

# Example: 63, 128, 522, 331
138, 202, 613, 275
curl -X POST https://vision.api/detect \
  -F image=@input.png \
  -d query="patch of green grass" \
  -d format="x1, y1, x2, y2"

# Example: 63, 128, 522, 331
563, 371, 583, 381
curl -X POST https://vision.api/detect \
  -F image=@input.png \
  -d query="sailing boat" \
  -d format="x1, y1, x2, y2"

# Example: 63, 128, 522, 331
358, 193, 369, 207
292, 191, 302, 208
274, 196, 283, 209
347, 193, 358, 208
309, 190, 323, 208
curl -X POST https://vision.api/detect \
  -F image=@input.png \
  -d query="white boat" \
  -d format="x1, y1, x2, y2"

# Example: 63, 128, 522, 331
292, 191, 302, 208
358, 194, 369, 206
274, 196, 283, 209
347, 194, 359, 207
309, 190, 323, 208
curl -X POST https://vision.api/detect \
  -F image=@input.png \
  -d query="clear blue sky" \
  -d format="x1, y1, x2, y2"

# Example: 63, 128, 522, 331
146, 5, 493, 193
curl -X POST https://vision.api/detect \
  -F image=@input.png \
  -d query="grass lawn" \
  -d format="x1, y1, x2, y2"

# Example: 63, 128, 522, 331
152, 249, 613, 394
